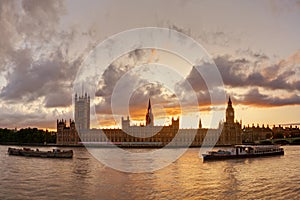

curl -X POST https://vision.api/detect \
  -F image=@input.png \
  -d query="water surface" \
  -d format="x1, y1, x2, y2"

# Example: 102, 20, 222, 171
0, 145, 299, 200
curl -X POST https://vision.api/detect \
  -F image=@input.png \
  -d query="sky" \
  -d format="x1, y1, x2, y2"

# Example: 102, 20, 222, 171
0, 0, 300, 130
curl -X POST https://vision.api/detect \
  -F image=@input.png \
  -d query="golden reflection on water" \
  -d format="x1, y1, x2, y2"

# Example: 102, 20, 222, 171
0, 146, 299, 200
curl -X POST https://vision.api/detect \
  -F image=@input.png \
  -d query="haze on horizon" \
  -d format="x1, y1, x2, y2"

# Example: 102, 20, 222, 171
0, 0, 299, 130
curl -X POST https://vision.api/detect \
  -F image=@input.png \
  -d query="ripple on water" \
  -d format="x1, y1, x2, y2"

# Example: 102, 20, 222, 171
0, 146, 299, 200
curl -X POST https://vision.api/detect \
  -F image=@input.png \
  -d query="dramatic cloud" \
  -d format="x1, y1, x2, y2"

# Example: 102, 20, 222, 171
95, 49, 178, 116
172, 50, 300, 109
0, 102, 73, 129
0, 0, 299, 128
0, 0, 102, 108
214, 52, 300, 92
236, 48, 269, 60
0, 0, 90, 128
94, 47, 300, 123
241, 88, 300, 107
0, 50, 79, 107
95, 49, 146, 98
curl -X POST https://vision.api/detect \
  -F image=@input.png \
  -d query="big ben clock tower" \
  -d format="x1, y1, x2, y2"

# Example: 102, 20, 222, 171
226, 97, 234, 124
221, 96, 242, 145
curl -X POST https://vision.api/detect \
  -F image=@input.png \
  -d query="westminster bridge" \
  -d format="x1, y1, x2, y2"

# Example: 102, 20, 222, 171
258, 137, 300, 145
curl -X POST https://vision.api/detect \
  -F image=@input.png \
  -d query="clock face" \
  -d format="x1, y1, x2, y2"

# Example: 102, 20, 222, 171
229, 112, 233, 116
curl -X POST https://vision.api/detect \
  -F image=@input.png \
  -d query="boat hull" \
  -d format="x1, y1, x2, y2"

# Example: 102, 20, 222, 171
202, 150, 284, 161
8, 148, 73, 158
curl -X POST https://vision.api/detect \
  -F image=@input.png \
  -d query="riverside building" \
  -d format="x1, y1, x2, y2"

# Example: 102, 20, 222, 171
56, 119, 80, 145
57, 95, 242, 146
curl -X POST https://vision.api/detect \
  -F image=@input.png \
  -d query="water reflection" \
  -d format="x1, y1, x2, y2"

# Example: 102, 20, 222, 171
0, 146, 299, 199
73, 157, 91, 179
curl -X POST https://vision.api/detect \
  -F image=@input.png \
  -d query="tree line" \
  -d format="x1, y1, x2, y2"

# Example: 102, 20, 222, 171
0, 128, 56, 144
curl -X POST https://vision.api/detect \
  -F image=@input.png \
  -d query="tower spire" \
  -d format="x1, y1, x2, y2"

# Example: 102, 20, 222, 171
148, 98, 151, 110
199, 118, 202, 129
146, 98, 154, 126
228, 96, 232, 106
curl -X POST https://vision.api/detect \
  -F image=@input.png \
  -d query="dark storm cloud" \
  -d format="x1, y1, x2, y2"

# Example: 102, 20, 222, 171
96, 81, 176, 116
0, 104, 72, 129
0, 50, 77, 106
184, 66, 208, 92
129, 83, 178, 110
0, 1, 20, 68
0, 0, 86, 108
0, 0, 89, 128
261, 65, 280, 79
95, 49, 146, 98
0, 111, 45, 128
0, 44, 81, 108
95, 49, 148, 114
97, 82, 179, 116
95, 49, 178, 115
128, 49, 147, 61
95, 46, 300, 112
19, 0, 65, 42
168, 24, 238, 48
169, 24, 191, 36
213, 54, 300, 91
241, 88, 300, 107
213, 56, 246, 88
236, 48, 269, 60
177, 51, 300, 107
177, 65, 216, 107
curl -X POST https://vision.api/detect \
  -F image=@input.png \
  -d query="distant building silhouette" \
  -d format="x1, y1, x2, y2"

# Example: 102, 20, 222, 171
56, 119, 80, 145
242, 124, 300, 143
242, 124, 273, 143
221, 97, 242, 145
198, 118, 202, 129
226, 97, 234, 123
57, 96, 243, 146
145, 98, 154, 126
272, 125, 300, 138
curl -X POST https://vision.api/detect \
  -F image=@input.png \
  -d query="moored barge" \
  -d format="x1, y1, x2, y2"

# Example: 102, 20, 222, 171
8, 147, 73, 158
202, 145, 284, 161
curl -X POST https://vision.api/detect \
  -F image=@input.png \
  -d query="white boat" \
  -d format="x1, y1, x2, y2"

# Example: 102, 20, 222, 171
202, 145, 284, 161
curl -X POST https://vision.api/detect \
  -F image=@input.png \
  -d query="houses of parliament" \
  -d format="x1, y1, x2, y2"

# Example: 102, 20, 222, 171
56, 94, 243, 146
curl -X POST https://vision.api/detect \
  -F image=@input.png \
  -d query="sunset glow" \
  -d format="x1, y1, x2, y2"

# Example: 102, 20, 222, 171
0, 0, 299, 130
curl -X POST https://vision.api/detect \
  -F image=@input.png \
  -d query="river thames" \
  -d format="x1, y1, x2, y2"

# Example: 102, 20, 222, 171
0, 145, 299, 200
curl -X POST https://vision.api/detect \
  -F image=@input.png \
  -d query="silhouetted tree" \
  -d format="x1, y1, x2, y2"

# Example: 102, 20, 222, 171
0, 128, 56, 144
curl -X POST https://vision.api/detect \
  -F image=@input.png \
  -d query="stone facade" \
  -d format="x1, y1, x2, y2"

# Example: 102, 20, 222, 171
242, 124, 273, 143
58, 97, 242, 146
75, 93, 90, 130
242, 124, 300, 143
272, 125, 300, 138
56, 119, 80, 145
76, 97, 242, 146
